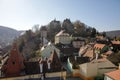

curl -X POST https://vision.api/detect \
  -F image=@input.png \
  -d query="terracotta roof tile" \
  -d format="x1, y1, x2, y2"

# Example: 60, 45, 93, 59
79, 45, 94, 59
103, 50, 113, 56
94, 43, 105, 49
83, 49, 94, 58
105, 70, 120, 80
112, 41, 120, 45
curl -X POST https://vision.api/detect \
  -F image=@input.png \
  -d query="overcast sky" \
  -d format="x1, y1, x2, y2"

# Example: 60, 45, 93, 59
0, 0, 120, 31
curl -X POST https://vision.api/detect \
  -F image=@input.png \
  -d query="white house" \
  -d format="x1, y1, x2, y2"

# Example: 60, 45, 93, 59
55, 30, 71, 44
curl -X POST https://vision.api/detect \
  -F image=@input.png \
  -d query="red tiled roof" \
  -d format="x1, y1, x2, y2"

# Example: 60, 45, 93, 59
79, 45, 94, 59
83, 49, 94, 58
94, 43, 105, 49
112, 41, 120, 45
103, 50, 113, 56
105, 70, 120, 80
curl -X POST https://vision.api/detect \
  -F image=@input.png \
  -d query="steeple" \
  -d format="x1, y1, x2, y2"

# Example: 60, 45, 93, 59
40, 26, 47, 46
2, 43, 25, 77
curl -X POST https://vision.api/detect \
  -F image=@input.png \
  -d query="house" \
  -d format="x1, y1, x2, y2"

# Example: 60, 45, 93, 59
21, 50, 66, 80
71, 38, 85, 55
59, 47, 74, 62
111, 40, 120, 52
72, 38, 85, 49
73, 58, 116, 80
25, 50, 63, 74
41, 42, 60, 58
55, 30, 71, 44
101, 50, 113, 58
39, 50, 66, 79
94, 43, 109, 53
104, 69, 120, 80
79, 43, 112, 61
111, 40, 120, 45
1, 43, 25, 77
72, 36, 85, 40
40, 50, 63, 73
79, 43, 95, 59
55, 41, 81, 61
67, 56, 90, 69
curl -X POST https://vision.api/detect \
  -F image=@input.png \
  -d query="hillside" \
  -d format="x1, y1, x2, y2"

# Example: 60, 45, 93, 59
16, 19, 98, 59
0, 26, 22, 47
106, 30, 120, 38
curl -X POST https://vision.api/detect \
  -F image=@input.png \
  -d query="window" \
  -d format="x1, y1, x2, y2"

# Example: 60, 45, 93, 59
12, 61, 15, 65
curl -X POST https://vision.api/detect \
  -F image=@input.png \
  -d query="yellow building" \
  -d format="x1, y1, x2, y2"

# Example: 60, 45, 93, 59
55, 30, 71, 44
73, 58, 117, 80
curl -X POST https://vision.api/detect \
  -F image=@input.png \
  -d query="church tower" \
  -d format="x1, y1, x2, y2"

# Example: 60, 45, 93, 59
40, 26, 48, 46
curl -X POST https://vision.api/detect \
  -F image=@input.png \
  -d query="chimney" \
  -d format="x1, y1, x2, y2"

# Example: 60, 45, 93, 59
79, 52, 81, 57
39, 63, 43, 73
47, 61, 51, 70
95, 53, 98, 60
119, 63, 120, 69
75, 56, 77, 61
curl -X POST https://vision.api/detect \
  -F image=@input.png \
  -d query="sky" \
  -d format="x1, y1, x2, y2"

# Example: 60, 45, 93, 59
0, 0, 120, 32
